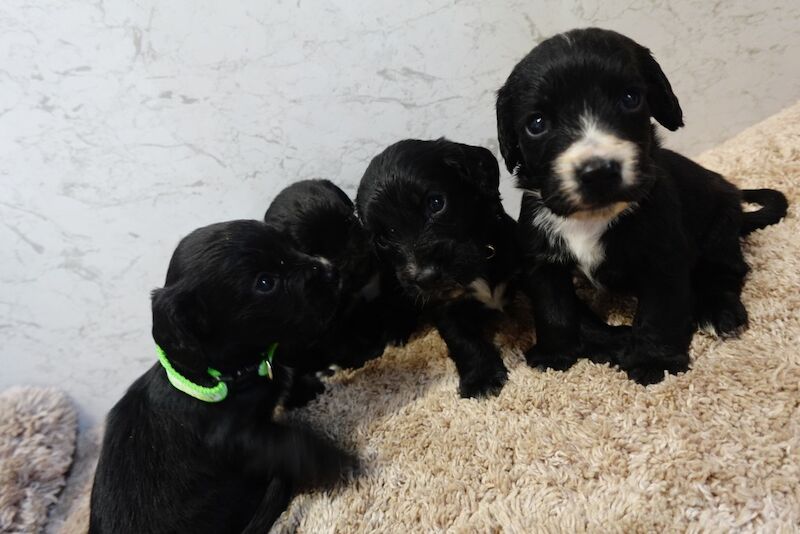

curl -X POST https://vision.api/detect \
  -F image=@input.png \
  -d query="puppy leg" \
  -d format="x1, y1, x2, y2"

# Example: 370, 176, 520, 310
526, 264, 630, 370
576, 299, 631, 363
240, 478, 292, 534
694, 225, 749, 338
435, 301, 508, 398
524, 263, 584, 371
619, 270, 694, 385
219, 422, 357, 491
329, 297, 407, 369
375, 292, 420, 347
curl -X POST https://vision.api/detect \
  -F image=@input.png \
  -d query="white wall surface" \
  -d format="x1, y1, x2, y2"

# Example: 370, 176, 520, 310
2, 0, 799, 426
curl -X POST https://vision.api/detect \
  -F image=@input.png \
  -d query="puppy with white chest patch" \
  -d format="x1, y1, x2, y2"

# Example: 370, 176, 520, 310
357, 138, 519, 398
496, 28, 788, 384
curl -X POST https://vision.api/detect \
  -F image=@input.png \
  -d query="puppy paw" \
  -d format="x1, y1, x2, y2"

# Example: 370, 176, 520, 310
458, 362, 508, 398
524, 345, 578, 372
306, 446, 360, 489
625, 365, 669, 385
386, 317, 419, 347
620, 349, 690, 386
583, 329, 630, 365
580, 320, 632, 355
698, 298, 748, 339
333, 338, 386, 370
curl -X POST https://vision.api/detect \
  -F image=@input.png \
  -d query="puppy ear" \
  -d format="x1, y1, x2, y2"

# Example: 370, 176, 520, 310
151, 285, 209, 373
444, 142, 500, 196
496, 81, 521, 173
635, 45, 684, 131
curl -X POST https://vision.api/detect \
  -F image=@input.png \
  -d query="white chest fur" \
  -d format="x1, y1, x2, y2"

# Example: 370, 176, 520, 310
532, 206, 623, 280
469, 278, 507, 311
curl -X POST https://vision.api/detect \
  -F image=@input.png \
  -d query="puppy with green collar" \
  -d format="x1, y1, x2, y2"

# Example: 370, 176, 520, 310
90, 220, 355, 534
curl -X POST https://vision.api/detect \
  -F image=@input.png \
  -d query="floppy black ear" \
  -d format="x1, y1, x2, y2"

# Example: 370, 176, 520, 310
444, 142, 500, 196
496, 81, 521, 174
151, 285, 209, 373
635, 45, 684, 131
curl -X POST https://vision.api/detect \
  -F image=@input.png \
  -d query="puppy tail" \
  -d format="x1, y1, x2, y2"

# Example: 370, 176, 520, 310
740, 189, 788, 236
240, 477, 292, 534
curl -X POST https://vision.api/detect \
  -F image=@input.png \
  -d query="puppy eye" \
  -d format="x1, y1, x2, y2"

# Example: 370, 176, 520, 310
254, 273, 278, 294
620, 88, 643, 111
525, 112, 548, 137
375, 235, 391, 250
426, 193, 446, 215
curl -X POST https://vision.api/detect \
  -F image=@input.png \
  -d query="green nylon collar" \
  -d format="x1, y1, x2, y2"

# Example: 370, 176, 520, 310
156, 343, 277, 403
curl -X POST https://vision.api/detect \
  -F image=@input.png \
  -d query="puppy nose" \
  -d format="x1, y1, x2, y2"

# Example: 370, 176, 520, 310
312, 262, 339, 285
412, 267, 439, 289
576, 158, 621, 185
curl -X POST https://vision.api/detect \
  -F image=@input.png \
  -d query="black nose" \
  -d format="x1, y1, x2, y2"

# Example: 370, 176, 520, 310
576, 158, 621, 185
411, 267, 439, 290
312, 262, 339, 285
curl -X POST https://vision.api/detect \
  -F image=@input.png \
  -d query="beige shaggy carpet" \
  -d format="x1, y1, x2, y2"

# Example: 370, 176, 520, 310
0, 387, 77, 534
55, 102, 799, 533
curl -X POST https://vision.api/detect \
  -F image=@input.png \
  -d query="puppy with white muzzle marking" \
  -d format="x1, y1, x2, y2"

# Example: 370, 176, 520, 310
89, 220, 356, 534
357, 139, 519, 398
496, 28, 788, 385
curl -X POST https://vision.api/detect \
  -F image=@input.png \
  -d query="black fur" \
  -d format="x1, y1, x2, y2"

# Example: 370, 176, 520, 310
357, 139, 520, 398
264, 179, 418, 372
89, 220, 355, 534
496, 28, 788, 385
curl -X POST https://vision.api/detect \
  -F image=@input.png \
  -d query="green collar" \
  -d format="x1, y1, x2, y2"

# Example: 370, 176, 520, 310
156, 343, 277, 403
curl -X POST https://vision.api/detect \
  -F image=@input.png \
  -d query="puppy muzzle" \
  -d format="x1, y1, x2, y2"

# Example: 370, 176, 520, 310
550, 115, 640, 214
301, 258, 342, 323
399, 267, 463, 303
306, 257, 341, 289
409, 267, 439, 291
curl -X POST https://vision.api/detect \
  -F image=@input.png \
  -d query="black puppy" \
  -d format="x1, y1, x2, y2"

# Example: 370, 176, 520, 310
496, 28, 788, 384
90, 220, 354, 534
265, 179, 417, 372
357, 139, 519, 398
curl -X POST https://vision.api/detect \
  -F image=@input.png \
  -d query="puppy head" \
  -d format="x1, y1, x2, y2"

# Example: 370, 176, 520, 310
496, 28, 683, 217
265, 179, 376, 299
151, 220, 341, 375
356, 138, 501, 302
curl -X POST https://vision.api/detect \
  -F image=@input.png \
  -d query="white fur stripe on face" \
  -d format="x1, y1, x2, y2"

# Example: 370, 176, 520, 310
552, 114, 639, 205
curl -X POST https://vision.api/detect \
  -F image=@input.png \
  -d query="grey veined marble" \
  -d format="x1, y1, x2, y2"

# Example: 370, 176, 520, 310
1, 0, 798, 426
